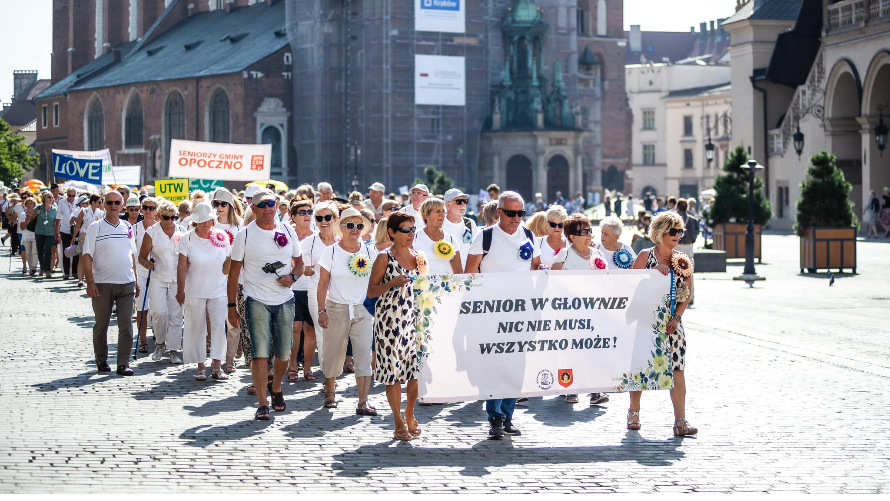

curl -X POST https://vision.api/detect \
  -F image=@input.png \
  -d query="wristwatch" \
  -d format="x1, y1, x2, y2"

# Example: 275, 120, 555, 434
318, 308, 327, 314
290, 273, 297, 282
227, 303, 236, 308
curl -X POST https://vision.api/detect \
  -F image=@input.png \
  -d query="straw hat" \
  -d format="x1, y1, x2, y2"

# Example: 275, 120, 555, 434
337, 207, 372, 237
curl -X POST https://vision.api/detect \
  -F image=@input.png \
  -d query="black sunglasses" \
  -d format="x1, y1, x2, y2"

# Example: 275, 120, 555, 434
548, 221, 564, 229
212, 201, 230, 208
668, 228, 685, 237
142, 205, 156, 211
575, 229, 592, 236
395, 226, 416, 234
453, 199, 468, 205
106, 200, 122, 206
499, 208, 526, 218
161, 214, 178, 221
292, 209, 313, 216
255, 200, 276, 209
315, 214, 334, 222
341, 222, 365, 231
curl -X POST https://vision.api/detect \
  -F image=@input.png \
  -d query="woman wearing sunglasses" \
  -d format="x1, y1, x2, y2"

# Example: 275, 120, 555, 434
212, 188, 244, 373
536, 205, 568, 268
300, 201, 340, 372
367, 212, 422, 440
414, 198, 462, 275
138, 200, 184, 364
628, 211, 697, 436
133, 196, 158, 352
317, 207, 378, 415
287, 199, 319, 382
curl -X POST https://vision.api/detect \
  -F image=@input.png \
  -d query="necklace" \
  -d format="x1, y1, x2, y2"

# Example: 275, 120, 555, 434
571, 246, 592, 260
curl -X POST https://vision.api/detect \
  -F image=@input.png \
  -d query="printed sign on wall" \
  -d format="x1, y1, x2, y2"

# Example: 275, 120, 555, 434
415, 0, 465, 33
415, 55, 466, 106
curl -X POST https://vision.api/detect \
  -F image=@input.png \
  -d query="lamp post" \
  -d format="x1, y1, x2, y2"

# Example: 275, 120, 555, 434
705, 132, 715, 164
733, 160, 766, 287
350, 142, 361, 193
793, 124, 805, 159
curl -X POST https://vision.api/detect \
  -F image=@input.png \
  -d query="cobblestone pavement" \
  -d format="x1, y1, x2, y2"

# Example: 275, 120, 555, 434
0, 233, 888, 493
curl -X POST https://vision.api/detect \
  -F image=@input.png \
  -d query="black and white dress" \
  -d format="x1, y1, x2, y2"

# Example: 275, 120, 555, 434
645, 248, 687, 371
373, 250, 418, 385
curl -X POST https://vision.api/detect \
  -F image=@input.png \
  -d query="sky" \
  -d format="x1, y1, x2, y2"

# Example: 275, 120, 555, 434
0, 0, 739, 109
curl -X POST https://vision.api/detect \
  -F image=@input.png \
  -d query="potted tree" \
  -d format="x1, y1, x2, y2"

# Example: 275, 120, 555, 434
796, 151, 859, 274
707, 146, 771, 260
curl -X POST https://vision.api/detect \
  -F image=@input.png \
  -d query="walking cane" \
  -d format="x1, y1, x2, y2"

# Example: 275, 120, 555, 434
134, 259, 154, 359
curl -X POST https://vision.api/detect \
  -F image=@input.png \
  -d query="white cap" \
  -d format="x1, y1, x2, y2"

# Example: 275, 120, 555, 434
443, 188, 468, 203
126, 196, 141, 208
369, 182, 385, 192
411, 183, 430, 194
213, 188, 235, 205
244, 184, 259, 198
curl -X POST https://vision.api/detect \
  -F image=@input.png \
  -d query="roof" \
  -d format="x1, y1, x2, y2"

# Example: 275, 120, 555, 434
765, 0, 822, 87
663, 82, 732, 99
723, 0, 803, 25
1, 79, 51, 125
625, 31, 697, 65
36, 1, 286, 99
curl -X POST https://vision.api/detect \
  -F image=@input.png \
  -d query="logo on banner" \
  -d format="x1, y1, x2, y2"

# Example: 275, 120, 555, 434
250, 155, 264, 172
155, 178, 189, 203
536, 369, 554, 390
558, 369, 574, 388
422, 0, 459, 11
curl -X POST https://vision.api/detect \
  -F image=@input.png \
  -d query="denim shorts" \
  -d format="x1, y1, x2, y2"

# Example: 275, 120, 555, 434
244, 296, 295, 360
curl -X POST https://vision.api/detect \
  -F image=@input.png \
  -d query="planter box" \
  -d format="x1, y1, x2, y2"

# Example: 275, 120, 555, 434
799, 227, 857, 274
712, 223, 761, 262
693, 249, 727, 273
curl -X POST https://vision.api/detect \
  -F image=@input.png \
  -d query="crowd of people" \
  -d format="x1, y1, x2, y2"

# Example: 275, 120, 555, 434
0, 180, 698, 440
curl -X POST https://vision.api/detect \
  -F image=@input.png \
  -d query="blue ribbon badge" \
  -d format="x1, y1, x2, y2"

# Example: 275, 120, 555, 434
518, 241, 534, 261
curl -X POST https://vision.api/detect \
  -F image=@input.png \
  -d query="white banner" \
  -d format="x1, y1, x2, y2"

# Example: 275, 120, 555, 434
415, 55, 466, 106
52, 148, 112, 185
415, 0, 465, 33
167, 139, 272, 182
103, 165, 141, 186
416, 270, 675, 403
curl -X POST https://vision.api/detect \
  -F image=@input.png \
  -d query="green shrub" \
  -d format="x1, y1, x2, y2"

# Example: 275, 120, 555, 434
794, 151, 858, 236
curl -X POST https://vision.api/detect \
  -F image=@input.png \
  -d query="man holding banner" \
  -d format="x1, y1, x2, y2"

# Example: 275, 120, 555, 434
465, 191, 542, 439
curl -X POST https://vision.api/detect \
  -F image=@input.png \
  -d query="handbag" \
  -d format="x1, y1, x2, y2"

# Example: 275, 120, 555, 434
26, 215, 37, 233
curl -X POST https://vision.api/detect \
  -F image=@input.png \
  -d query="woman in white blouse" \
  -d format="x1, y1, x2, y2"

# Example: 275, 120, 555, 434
317, 208, 378, 414
413, 198, 462, 275
594, 216, 637, 270
133, 197, 158, 353
138, 200, 184, 364
288, 198, 318, 382
212, 188, 243, 373
176, 202, 231, 381
301, 201, 339, 371
536, 205, 568, 268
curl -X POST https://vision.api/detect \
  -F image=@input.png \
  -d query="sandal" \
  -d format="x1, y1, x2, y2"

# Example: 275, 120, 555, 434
303, 372, 318, 381
224, 362, 236, 374
565, 394, 579, 404
246, 384, 256, 395
356, 401, 377, 417
138, 344, 148, 353
673, 418, 698, 437
287, 369, 299, 382
323, 392, 338, 409
393, 424, 413, 441
319, 383, 337, 394
343, 361, 355, 374
254, 405, 270, 420
212, 368, 228, 381
627, 409, 641, 430
196, 369, 207, 381
267, 382, 285, 412
406, 416, 421, 437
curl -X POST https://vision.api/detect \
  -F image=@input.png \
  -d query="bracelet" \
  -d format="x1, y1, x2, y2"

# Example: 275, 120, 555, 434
318, 308, 327, 314
227, 303, 236, 308
671, 314, 682, 322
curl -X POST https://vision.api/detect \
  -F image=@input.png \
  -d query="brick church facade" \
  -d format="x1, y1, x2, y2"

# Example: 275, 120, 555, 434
34, 0, 293, 187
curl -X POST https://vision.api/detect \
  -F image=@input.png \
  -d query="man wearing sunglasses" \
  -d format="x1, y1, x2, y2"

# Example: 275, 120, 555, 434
442, 188, 478, 270
228, 188, 305, 420
464, 191, 541, 439
82, 190, 140, 376
403, 183, 430, 230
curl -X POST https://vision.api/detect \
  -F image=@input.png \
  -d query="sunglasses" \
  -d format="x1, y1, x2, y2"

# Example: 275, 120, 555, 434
548, 221, 564, 229
453, 199, 468, 205
293, 209, 313, 216
341, 222, 365, 231
668, 228, 686, 237
142, 205, 156, 211
161, 214, 179, 221
575, 229, 592, 236
212, 201, 230, 208
395, 226, 416, 234
315, 214, 334, 222
255, 200, 277, 209
127, 207, 140, 210
499, 208, 526, 218
183, 211, 192, 216
106, 200, 122, 206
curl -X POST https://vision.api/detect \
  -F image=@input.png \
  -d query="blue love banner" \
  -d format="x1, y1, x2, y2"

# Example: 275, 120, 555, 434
52, 149, 112, 185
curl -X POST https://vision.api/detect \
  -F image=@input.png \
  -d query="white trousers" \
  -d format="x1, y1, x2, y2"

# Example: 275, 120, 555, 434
183, 296, 226, 364
308, 285, 324, 366
149, 279, 183, 351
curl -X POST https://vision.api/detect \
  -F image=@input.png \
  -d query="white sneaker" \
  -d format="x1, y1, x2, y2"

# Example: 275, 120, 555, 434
170, 352, 183, 364
151, 344, 165, 361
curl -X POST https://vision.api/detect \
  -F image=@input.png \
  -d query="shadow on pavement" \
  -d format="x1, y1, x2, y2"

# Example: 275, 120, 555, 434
280, 406, 367, 439
331, 432, 685, 477
179, 420, 272, 447
519, 396, 607, 427
31, 370, 115, 392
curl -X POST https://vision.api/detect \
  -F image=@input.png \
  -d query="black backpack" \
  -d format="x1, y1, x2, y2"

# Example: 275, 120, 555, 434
480, 226, 534, 259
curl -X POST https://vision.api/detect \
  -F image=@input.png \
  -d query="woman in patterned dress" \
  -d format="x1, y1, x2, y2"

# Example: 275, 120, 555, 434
367, 211, 421, 441
628, 211, 698, 437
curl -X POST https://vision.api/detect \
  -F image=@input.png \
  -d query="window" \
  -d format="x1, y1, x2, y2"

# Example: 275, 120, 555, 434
683, 148, 693, 169
87, 98, 104, 151
41, 105, 47, 128
164, 91, 186, 173
577, 1, 588, 36
596, 0, 607, 36
208, 89, 230, 143
683, 116, 693, 137
642, 109, 655, 130
125, 93, 144, 148
776, 184, 791, 219
261, 126, 282, 178
53, 103, 59, 127
769, 130, 783, 155
642, 144, 655, 165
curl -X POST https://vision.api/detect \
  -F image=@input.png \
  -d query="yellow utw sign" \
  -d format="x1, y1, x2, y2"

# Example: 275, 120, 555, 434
155, 178, 189, 203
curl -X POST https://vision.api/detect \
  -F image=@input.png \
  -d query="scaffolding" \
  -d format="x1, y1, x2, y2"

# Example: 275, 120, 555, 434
287, 0, 603, 194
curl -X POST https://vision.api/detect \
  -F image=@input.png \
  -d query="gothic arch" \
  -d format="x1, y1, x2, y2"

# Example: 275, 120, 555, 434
207, 86, 231, 143
861, 50, 890, 116
122, 89, 144, 149
84, 94, 105, 152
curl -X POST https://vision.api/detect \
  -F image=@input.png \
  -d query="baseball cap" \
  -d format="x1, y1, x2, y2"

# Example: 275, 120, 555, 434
126, 196, 141, 208
251, 188, 277, 205
244, 184, 260, 199
443, 188, 468, 203
369, 182, 385, 192
213, 188, 235, 205
411, 183, 430, 194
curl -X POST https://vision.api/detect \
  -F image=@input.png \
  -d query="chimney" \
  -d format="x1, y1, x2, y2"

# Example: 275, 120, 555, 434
630, 25, 642, 53
226, 0, 235, 13
690, 26, 695, 34
710, 20, 716, 34
699, 22, 707, 38
12, 70, 38, 101
112, 48, 122, 62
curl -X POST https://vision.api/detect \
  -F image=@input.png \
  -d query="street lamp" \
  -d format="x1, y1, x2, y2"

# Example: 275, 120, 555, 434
705, 133, 715, 164
876, 105, 888, 157
350, 142, 361, 192
793, 124, 805, 159
733, 160, 766, 287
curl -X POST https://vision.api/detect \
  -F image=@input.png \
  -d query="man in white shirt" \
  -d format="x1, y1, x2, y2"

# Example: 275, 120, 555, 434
363, 182, 386, 218
57, 187, 78, 279
403, 183, 429, 229
82, 190, 139, 376
465, 191, 542, 439
228, 188, 305, 420
442, 188, 478, 270
317, 182, 334, 202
